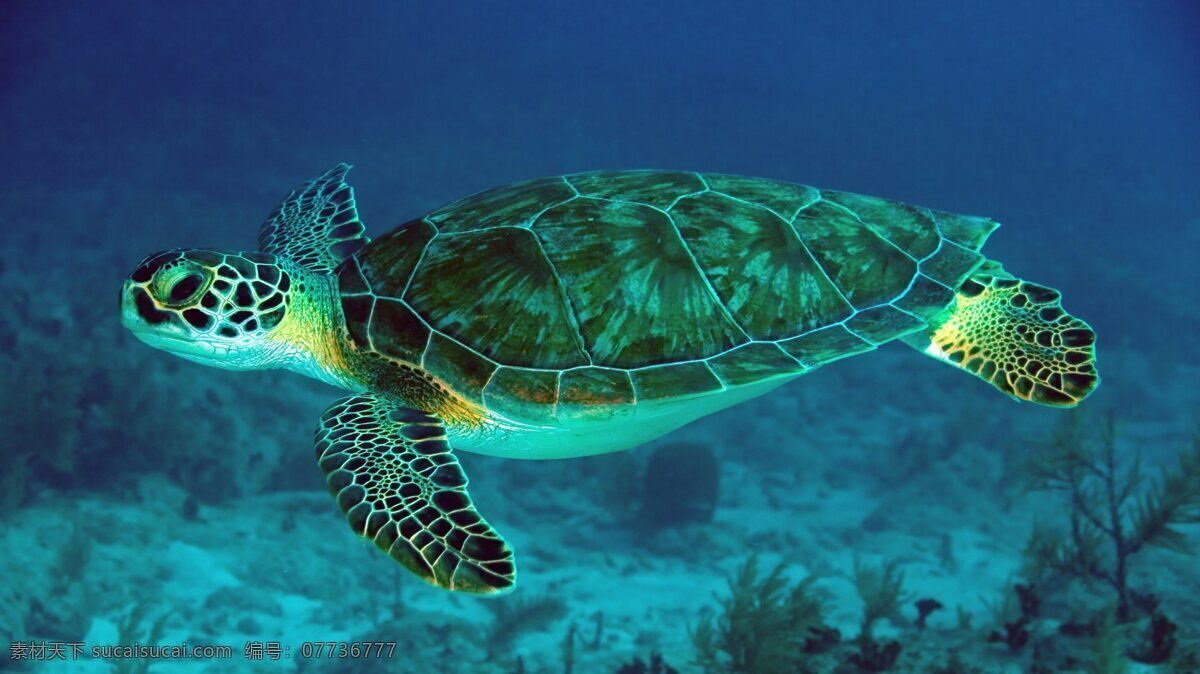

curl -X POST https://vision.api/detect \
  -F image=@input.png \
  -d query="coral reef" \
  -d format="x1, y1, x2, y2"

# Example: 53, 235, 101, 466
1023, 414, 1200, 621
845, 558, 906, 672
690, 555, 825, 673
851, 558, 906, 639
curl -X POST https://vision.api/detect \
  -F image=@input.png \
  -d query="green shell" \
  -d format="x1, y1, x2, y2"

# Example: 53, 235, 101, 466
339, 171, 996, 420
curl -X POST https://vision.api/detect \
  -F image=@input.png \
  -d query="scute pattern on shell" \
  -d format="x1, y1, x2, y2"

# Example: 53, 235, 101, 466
340, 171, 998, 420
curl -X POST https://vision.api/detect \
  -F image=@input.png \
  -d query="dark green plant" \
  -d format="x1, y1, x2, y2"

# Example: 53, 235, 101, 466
955, 606, 973, 631
108, 603, 170, 674
614, 652, 678, 674
589, 611, 604, 649
843, 559, 906, 672
1023, 414, 1200, 621
484, 594, 568, 661
563, 623, 575, 674
984, 584, 1040, 654
930, 654, 985, 674
1129, 612, 1178, 664
852, 558, 906, 639
1167, 646, 1200, 673
690, 555, 824, 674
846, 638, 902, 672
1090, 607, 1129, 674
52, 531, 93, 591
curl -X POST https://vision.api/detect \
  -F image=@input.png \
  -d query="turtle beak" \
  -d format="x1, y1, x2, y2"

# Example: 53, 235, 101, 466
120, 280, 168, 331
120, 279, 182, 341
119, 279, 140, 330
120, 278, 232, 365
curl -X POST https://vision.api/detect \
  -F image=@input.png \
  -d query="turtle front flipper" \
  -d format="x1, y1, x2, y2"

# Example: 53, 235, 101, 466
315, 394, 516, 594
258, 163, 370, 273
904, 272, 1098, 407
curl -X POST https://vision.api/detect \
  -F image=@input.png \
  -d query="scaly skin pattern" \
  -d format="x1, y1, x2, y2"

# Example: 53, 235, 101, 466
314, 397, 515, 593
122, 248, 320, 371
923, 276, 1098, 405
267, 267, 360, 390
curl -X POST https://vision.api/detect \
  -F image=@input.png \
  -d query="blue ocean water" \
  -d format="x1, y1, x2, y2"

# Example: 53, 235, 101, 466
2, 2, 1198, 672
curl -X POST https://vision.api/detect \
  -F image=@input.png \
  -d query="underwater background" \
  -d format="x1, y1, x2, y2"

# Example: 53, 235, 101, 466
2, 1, 1198, 672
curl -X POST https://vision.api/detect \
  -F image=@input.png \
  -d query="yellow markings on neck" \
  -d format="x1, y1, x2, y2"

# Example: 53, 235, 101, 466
345, 347, 490, 430
267, 276, 362, 390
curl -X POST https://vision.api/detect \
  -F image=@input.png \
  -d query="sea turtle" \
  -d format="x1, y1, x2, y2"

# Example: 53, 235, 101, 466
120, 165, 1098, 594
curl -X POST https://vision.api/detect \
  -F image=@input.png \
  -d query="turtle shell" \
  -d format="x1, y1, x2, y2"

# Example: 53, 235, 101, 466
338, 171, 996, 421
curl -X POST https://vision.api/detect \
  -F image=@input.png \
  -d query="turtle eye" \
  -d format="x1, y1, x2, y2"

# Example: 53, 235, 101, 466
167, 272, 206, 305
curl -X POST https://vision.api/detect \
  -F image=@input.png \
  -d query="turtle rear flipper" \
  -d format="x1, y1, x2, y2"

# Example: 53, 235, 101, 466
904, 273, 1098, 407
315, 394, 516, 594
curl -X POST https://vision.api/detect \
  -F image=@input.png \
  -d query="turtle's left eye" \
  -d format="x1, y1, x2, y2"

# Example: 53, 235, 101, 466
167, 272, 206, 305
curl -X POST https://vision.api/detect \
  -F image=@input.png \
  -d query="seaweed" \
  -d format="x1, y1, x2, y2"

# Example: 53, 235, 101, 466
1089, 607, 1129, 674
689, 555, 825, 674
955, 606, 973, 631
484, 594, 569, 661
613, 652, 679, 674
852, 558, 906, 639
838, 558, 907, 672
0, 584, 30, 665
1128, 612, 1178, 664
27, 526, 97, 642
1023, 413, 1200, 620
929, 654, 985, 674
802, 626, 841, 655
589, 611, 604, 650
563, 623, 576, 674
107, 603, 171, 674
846, 639, 902, 672
987, 619, 1030, 653
985, 584, 1040, 654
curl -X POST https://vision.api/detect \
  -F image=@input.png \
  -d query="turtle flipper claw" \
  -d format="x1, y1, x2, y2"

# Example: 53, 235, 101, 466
315, 394, 516, 594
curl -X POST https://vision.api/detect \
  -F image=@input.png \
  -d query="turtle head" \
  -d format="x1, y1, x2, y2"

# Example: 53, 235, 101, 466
120, 249, 298, 370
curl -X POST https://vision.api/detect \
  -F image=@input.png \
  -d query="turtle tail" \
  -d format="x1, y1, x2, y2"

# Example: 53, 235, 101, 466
902, 267, 1098, 407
